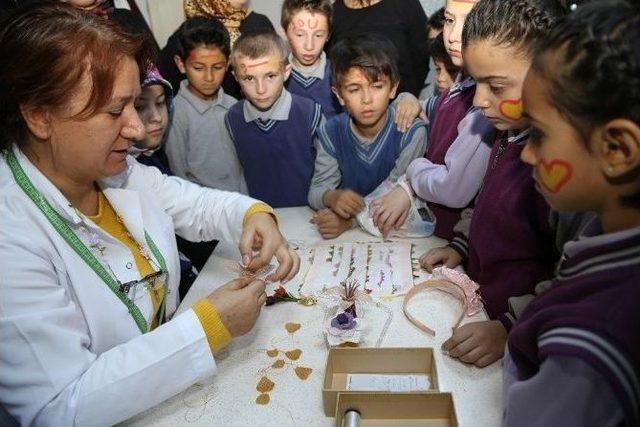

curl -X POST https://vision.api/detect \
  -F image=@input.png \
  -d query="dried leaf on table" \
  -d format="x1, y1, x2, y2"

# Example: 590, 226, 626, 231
256, 376, 275, 393
285, 322, 301, 333
294, 367, 312, 380
255, 393, 270, 405
284, 349, 302, 360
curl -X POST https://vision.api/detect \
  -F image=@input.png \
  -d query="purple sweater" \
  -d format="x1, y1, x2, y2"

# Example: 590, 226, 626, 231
508, 221, 640, 426
424, 77, 477, 241
456, 130, 556, 319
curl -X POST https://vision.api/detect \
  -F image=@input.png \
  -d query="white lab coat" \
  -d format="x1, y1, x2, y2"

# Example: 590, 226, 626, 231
0, 147, 259, 426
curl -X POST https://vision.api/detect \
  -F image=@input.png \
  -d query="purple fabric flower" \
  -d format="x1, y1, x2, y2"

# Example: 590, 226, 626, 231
330, 312, 357, 330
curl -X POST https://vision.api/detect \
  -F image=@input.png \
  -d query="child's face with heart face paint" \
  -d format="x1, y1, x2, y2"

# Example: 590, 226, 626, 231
464, 39, 530, 131
519, 68, 606, 213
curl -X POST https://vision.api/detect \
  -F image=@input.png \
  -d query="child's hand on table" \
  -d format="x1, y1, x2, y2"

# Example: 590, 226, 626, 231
369, 186, 412, 237
442, 320, 507, 368
323, 189, 365, 219
419, 246, 462, 272
393, 92, 427, 132
310, 209, 353, 239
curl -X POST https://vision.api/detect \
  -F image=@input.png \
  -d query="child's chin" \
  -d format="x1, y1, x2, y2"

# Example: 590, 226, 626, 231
492, 120, 514, 131
138, 139, 161, 152
355, 111, 384, 125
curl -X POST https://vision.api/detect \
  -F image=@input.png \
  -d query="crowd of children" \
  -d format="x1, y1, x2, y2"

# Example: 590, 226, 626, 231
138, 0, 639, 423
176, 0, 638, 423
0, 0, 638, 424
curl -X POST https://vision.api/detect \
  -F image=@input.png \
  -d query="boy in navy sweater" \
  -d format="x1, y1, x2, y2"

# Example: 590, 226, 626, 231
281, 0, 341, 119
309, 34, 427, 239
225, 30, 323, 208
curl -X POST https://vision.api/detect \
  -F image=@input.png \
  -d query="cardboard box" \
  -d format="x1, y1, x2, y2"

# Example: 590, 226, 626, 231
323, 348, 439, 416
334, 392, 458, 426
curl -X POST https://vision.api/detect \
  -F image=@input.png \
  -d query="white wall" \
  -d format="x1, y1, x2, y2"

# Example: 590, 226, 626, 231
147, 0, 445, 48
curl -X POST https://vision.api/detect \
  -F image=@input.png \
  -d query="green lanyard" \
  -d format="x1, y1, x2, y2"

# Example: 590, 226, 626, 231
6, 150, 168, 333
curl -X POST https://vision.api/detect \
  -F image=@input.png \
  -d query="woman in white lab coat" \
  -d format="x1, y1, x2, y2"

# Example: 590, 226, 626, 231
0, 4, 298, 426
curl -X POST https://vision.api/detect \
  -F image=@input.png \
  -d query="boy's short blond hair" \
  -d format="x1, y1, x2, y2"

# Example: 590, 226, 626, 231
230, 30, 290, 72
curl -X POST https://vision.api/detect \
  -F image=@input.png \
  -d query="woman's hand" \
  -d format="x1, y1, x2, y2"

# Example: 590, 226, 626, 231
239, 212, 300, 283
207, 277, 267, 337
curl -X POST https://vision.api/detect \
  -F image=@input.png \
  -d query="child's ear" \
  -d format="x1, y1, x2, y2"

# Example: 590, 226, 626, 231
174, 55, 186, 74
389, 81, 400, 99
19, 104, 52, 141
596, 118, 640, 178
331, 86, 346, 106
283, 62, 293, 81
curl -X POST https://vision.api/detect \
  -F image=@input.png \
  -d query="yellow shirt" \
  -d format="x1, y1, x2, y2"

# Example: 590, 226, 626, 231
89, 193, 275, 352
89, 191, 165, 329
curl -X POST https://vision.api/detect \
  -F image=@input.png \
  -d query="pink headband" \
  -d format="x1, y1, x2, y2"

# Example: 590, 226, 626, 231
403, 267, 483, 336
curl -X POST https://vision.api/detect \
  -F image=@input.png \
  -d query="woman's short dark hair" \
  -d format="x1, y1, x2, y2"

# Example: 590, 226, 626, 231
531, 0, 640, 207
0, 3, 148, 152
174, 17, 231, 61
329, 34, 400, 88
462, 0, 565, 56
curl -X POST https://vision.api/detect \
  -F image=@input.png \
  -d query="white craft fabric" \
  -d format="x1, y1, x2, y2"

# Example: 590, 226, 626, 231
356, 180, 436, 238
302, 242, 414, 297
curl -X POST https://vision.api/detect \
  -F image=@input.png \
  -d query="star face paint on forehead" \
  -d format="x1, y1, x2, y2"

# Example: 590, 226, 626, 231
537, 158, 573, 194
499, 99, 524, 121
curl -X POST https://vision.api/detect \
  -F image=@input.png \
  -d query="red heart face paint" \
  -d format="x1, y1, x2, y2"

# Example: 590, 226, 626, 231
538, 158, 573, 193
499, 99, 523, 121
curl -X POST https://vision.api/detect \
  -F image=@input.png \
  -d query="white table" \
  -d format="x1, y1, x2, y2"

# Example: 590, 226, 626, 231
124, 207, 502, 426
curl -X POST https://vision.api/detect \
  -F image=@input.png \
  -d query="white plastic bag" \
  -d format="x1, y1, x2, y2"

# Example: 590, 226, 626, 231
355, 181, 436, 238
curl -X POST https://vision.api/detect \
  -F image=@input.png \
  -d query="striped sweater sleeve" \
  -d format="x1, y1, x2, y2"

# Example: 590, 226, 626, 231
537, 327, 639, 425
